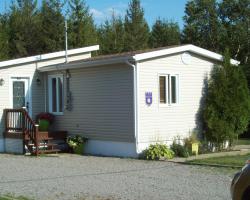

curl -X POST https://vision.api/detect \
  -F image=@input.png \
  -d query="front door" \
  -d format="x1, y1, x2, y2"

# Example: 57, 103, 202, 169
10, 77, 31, 115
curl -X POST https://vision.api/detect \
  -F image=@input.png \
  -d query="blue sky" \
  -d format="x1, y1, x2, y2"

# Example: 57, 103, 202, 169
0, 0, 188, 29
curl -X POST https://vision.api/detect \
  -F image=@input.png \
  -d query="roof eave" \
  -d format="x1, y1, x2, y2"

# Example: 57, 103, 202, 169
38, 56, 133, 72
133, 44, 240, 65
0, 45, 100, 68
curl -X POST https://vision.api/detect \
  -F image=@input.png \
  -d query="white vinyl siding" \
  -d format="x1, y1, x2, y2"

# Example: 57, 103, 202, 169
0, 63, 45, 139
48, 75, 63, 115
137, 53, 216, 145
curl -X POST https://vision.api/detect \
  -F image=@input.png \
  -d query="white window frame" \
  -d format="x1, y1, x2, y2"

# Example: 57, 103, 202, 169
159, 74, 179, 106
48, 74, 64, 115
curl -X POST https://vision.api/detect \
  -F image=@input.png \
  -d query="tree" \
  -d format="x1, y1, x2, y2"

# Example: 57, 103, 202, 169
68, 0, 97, 49
0, 14, 10, 61
219, 0, 250, 65
203, 51, 250, 149
38, 0, 65, 53
124, 0, 149, 51
149, 19, 180, 48
8, 0, 40, 58
98, 14, 125, 54
182, 0, 221, 52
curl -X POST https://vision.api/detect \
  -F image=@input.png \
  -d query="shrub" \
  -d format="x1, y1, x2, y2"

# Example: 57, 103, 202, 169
203, 50, 250, 150
67, 135, 88, 148
143, 144, 174, 160
170, 141, 189, 158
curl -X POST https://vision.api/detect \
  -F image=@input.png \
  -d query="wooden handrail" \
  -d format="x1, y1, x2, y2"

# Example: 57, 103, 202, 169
4, 108, 38, 155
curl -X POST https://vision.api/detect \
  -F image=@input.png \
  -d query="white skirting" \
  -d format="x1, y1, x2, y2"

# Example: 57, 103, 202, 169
84, 140, 137, 158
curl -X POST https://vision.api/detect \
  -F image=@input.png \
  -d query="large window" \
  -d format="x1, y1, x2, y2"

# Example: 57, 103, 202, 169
159, 74, 178, 105
48, 75, 63, 114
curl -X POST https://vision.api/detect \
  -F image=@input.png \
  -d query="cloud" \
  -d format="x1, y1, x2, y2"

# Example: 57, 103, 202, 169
90, 8, 105, 19
90, 2, 128, 25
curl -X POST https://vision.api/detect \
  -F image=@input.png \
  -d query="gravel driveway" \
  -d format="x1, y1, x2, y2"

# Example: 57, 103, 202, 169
0, 154, 233, 200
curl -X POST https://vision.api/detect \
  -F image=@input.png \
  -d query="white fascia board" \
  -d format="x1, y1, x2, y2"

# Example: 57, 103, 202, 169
0, 45, 99, 68
38, 56, 131, 72
133, 44, 240, 65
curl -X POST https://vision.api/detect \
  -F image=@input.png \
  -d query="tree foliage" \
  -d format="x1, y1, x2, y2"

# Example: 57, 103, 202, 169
219, 0, 250, 65
0, 14, 10, 60
203, 51, 250, 148
98, 14, 125, 54
124, 0, 150, 51
38, 0, 65, 53
8, 0, 40, 58
150, 19, 180, 48
68, 0, 97, 48
182, 0, 221, 52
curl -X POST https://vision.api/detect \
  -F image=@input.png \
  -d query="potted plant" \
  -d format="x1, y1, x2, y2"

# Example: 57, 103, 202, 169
67, 135, 88, 155
184, 132, 200, 156
36, 112, 55, 131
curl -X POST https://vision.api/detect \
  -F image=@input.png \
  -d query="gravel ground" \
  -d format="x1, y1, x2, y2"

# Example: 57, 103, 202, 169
0, 154, 235, 200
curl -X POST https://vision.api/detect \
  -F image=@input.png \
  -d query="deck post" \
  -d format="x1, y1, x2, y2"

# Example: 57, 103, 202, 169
35, 125, 39, 156
22, 109, 25, 154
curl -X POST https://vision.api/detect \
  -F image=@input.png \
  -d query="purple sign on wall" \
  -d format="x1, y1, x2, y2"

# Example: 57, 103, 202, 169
145, 92, 153, 106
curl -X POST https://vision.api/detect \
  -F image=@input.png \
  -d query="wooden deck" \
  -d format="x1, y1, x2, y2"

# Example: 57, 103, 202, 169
3, 108, 68, 155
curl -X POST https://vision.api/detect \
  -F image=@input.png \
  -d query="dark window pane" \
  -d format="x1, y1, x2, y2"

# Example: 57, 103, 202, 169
52, 78, 57, 112
58, 77, 63, 112
13, 81, 25, 108
171, 76, 177, 103
160, 76, 166, 103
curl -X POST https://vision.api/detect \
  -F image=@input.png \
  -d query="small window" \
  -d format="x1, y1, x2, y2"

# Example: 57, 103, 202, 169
159, 76, 166, 103
49, 75, 63, 114
159, 74, 178, 105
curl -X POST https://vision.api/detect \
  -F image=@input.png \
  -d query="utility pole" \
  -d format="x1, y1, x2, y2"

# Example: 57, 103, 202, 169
65, 20, 68, 63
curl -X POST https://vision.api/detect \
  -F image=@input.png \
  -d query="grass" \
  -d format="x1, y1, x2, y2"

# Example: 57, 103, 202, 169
0, 195, 32, 200
187, 153, 250, 167
235, 139, 250, 145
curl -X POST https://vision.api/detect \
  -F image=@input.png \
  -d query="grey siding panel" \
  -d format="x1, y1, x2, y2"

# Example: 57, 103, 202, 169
48, 64, 135, 142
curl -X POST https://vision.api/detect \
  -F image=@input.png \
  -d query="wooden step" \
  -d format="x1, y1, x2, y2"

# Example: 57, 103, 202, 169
38, 149, 61, 154
27, 143, 58, 147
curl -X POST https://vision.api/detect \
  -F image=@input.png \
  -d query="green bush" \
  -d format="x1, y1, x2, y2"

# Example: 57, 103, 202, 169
203, 50, 250, 149
67, 135, 87, 149
143, 144, 174, 160
170, 141, 189, 158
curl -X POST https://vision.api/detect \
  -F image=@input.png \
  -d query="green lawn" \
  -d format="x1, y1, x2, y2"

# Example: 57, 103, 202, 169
187, 153, 250, 167
235, 139, 250, 145
0, 195, 32, 200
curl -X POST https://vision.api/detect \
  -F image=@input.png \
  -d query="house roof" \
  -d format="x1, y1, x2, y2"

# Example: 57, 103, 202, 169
38, 44, 240, 72
0, 45, 99, 68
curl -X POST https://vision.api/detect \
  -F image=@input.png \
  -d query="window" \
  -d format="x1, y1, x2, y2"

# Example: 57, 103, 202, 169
48, 75, 63, 114
159, 74, 178, 105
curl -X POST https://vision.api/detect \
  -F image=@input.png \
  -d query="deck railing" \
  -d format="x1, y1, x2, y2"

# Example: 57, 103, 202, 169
4, 108, 39, 155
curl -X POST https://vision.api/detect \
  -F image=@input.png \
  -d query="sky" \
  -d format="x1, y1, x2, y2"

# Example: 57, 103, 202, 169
0, 0, 188, 29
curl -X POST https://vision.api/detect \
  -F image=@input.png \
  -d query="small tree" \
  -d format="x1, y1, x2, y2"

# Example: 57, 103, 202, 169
124, 0, 149, 51
149, 19, 180, 48
203, 50, 250, 149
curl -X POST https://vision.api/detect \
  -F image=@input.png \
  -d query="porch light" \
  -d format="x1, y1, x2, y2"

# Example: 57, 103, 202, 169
66, 69, 71, 79
35, 71, 41, 86
0, 78, 5, 86
36, 77, 41, 86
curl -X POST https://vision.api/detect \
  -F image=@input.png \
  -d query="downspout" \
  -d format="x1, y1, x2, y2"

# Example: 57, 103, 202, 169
126, 60, 139, 155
